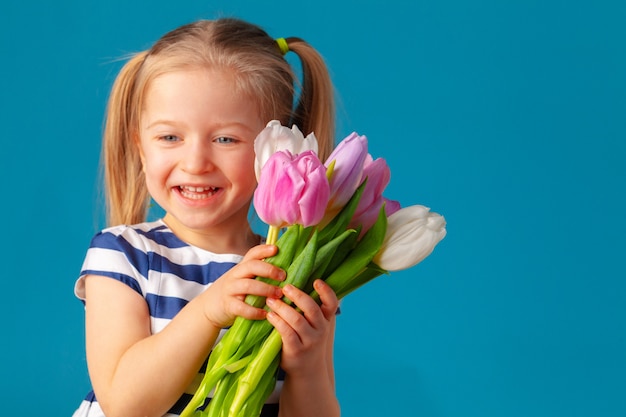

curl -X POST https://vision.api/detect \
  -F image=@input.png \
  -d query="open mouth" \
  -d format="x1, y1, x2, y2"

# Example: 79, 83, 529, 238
178, 185, 219, 200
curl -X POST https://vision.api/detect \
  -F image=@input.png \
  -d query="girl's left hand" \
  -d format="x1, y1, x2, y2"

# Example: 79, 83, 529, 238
265, 279, 338, 375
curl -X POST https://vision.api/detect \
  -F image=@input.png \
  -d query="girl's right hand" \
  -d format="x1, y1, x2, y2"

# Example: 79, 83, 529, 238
200, 244, 286, 329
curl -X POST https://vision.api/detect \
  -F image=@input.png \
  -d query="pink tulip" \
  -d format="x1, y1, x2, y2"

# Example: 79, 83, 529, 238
384, 197, 401, 217
254, 150, 330, 228
349, 156, 393, 233
324, 132, 369, 213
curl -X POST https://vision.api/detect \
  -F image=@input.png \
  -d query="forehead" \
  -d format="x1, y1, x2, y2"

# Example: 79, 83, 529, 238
141, 69, 265, 131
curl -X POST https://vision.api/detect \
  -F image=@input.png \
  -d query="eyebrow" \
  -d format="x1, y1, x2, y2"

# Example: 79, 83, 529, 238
144, 120, 182, 130
144, 119, 259, 135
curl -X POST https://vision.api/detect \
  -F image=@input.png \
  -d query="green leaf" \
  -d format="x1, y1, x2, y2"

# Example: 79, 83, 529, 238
311, 206, 387, 302
317, 179, 367, 246
303, 228, 358, 294
281, 229, 319, 298
319, 226, 360, 280
335, 263, 388, 300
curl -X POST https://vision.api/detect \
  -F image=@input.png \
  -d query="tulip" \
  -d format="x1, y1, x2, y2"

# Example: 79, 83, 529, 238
373, 205, 447, 271
254, 120, 319, 180
324, 132, 369, 213
348, 155, 392, 233
383, 197, 401, 216
253, 150, 330, 228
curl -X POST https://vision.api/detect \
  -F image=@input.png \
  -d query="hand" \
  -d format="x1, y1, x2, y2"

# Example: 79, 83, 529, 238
200, 244, 286, 329
265, 279, 339, 376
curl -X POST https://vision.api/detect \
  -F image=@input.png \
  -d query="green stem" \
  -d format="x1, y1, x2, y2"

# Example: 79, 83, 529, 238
223, 354, 253, 373
179, 365, 229, 417
205, 368, 241, 417
184, 224, 307, 416
239, 353, 280, 417
227, 330, 283, 417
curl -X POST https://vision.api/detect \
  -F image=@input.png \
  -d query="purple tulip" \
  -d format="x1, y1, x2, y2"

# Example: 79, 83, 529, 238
384, 197, 402, 217
349, 156, 393, 233
254, 150, 330, 228
324, 132, 369, 213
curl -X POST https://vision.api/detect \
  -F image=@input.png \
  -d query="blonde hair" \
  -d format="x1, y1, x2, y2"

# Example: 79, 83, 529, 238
103, 18, 336, 226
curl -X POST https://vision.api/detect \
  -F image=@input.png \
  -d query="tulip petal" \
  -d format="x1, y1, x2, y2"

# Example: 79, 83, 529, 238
325, 132, 369, 210
349, 157, 391, 233
254, 150, 329, 228
373, 205, 447, 271
384, 198, 401, 217
254, 120, 320, 179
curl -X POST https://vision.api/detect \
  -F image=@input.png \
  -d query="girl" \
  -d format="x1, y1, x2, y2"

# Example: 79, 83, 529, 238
73, 18, 341, 417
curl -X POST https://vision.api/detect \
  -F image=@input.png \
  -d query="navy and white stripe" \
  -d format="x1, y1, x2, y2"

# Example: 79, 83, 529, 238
72, 220, 281, 417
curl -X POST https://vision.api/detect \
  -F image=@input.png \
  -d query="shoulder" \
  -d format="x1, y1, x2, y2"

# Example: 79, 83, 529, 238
77, 221, 190, 301
87, 220, 197, 262
90, 220, 181, 251
81, 220, 183, 284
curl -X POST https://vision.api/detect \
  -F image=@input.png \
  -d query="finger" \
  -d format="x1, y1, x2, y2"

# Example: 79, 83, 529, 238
277, 285, 329, 331
235, 277, 283, 300
241, 244, 279, 262
265, 298, 301, 343
266, 295, 311, 328
313, 280, 339, 320
234, 258, 286, 283
230, 300, 269, 321
282, 284, 320, 316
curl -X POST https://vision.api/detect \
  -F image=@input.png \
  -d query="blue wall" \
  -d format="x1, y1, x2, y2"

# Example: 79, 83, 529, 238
1, 1, 624, 416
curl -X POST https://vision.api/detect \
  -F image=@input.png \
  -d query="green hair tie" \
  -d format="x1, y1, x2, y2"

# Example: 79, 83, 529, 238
275, 37, 289, 55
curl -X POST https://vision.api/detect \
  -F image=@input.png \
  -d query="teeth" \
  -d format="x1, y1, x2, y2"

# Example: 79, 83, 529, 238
179, 186, 218, 200
181, 186, 217, 192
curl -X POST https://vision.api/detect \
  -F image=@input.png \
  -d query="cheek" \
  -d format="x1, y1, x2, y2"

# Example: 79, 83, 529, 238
141, 152, 172, 187
229, 153, 258, 192
242, 171, 259, 195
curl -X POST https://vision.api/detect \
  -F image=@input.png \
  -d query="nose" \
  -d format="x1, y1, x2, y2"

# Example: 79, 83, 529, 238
181, 138, 214, 174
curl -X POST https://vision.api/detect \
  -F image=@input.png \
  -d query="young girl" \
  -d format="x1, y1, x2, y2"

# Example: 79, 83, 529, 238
73, 18, 341, 417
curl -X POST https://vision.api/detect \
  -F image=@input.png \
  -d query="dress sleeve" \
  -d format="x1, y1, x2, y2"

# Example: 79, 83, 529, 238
74, 226, 148, 302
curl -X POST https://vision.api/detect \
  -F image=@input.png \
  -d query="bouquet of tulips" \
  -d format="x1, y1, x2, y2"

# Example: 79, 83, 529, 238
180, 121, 447, 417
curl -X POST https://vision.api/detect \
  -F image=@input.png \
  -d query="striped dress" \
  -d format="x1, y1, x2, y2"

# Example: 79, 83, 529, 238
72, 220, 280, 417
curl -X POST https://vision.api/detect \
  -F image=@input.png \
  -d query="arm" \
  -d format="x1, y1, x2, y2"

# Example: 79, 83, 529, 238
84, 245, 286, 417
266, 280, 341, 417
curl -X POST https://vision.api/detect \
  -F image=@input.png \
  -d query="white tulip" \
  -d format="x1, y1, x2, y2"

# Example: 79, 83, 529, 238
373, 205, 447, 271
254, 120, 319, 180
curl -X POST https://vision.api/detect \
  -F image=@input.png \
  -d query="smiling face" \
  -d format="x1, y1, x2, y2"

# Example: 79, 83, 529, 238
138, 68, 265, 252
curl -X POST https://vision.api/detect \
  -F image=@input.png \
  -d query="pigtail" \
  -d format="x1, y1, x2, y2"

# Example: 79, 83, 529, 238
103, 51, 149, 226
284, 37, 336, 161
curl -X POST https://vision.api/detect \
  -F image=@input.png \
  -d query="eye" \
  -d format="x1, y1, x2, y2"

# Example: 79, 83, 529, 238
159, 134, 180, 142
215, 136, 236, 144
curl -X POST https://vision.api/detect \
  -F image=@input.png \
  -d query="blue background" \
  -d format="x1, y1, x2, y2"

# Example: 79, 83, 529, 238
1, 1, 624, 416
